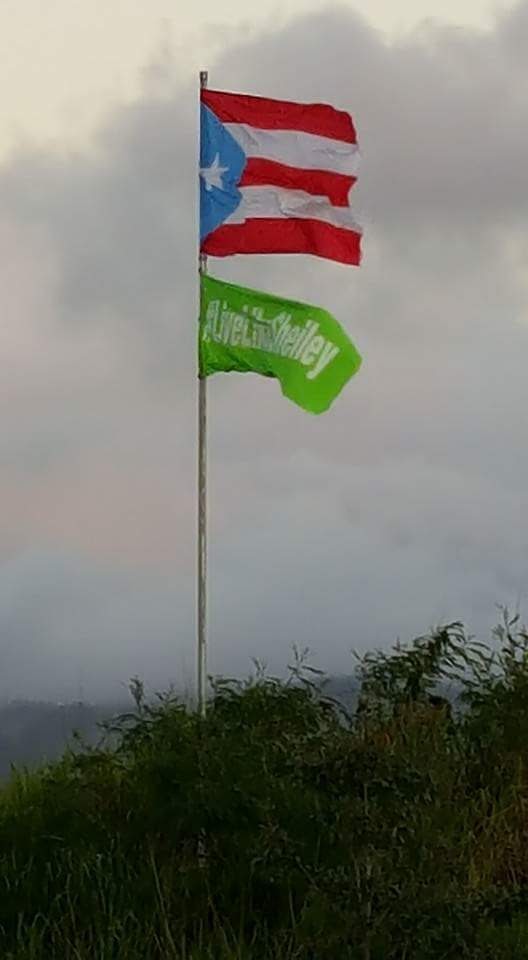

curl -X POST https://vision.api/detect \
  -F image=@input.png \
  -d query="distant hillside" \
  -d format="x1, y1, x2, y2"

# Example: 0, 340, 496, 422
0, 700, 126, 779
0, 671, 463, 778
322, 675, 359, 708
0, 678, 361, 778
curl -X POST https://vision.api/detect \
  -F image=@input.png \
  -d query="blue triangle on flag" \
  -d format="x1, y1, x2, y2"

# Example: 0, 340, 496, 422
200, 105, 246, 242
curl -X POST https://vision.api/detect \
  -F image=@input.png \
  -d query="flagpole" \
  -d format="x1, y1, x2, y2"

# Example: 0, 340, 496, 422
197, 69, 208, 718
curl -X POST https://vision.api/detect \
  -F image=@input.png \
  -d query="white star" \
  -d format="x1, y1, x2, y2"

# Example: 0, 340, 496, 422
200, 153, 229, 191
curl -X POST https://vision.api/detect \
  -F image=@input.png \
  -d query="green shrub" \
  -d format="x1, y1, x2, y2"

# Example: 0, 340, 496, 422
3, 618, 528, 957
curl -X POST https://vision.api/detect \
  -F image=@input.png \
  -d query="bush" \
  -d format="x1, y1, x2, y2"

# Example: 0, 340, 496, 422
3, 618, 528, 957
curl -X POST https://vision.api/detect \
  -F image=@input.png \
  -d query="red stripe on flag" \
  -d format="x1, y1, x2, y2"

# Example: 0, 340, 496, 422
239, 159, 356, 207
202, 218, 362, 266
201, 89, 356, 144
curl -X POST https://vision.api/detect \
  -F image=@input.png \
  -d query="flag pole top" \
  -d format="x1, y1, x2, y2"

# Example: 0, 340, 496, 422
200, 71, 208, 89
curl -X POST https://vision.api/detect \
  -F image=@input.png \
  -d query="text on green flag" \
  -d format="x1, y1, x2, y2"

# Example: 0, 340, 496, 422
199, 275, 362, 414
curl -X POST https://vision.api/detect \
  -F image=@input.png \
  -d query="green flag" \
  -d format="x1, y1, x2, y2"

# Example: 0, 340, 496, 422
199, 275, 362, 414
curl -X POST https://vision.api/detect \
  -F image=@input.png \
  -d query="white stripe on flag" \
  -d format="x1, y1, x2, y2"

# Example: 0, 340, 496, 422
225, 124, 360, 177
225, 186, 363, 231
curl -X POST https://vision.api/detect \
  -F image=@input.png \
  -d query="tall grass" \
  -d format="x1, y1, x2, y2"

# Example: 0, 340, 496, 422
3, 614, 528, 957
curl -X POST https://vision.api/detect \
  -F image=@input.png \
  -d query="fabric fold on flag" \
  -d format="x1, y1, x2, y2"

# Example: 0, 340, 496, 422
200, 89, 362, 266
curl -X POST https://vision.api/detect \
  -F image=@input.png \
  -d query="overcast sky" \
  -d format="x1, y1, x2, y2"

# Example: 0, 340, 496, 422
1, 0, 527, 701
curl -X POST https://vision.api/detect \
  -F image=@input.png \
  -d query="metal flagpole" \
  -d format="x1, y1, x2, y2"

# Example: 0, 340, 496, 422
197, 69, 208, 717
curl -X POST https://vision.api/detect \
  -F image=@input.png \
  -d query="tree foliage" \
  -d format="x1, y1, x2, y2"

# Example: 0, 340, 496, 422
3, 617, 528, 957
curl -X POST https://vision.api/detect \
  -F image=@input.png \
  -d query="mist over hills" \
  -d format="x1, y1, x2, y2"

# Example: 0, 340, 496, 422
0, 699, 124, 780
0, 677, 362, 779
0, 670, 464, 779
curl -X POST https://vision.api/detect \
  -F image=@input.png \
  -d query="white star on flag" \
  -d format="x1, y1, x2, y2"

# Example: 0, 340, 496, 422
200, 153, 229, 191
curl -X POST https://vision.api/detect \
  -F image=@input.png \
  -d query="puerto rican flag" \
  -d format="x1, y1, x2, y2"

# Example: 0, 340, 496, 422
199, 89, 362, 266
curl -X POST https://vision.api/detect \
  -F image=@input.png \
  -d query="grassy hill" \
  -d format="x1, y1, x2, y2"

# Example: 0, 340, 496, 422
2, 614, 528, 958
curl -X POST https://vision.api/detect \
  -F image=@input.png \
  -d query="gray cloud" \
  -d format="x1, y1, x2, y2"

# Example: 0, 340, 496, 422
1, 3, 528, 700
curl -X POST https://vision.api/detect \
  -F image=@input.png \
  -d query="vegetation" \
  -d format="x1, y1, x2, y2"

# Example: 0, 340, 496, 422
3, 612, 528, 957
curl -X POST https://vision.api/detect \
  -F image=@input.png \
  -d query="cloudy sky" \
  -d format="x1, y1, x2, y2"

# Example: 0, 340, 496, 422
1, 0, 527, 701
